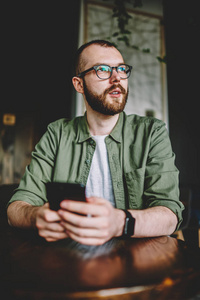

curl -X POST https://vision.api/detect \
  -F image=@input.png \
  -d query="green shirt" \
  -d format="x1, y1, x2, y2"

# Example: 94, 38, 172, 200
9, 112, 184, 229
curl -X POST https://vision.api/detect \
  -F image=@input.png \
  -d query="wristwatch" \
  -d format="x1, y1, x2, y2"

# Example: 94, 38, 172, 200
121, 209, 135, 237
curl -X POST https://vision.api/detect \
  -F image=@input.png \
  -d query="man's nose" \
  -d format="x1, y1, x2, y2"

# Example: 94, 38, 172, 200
109, 68, 121, 83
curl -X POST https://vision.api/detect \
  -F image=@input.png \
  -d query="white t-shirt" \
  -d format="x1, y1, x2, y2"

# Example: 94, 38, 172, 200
85, 135, 116, 207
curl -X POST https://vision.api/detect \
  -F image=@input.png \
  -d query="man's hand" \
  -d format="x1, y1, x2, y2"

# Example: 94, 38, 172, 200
57, 197, 125, 246
7, 201, 68, 242
36, 203, 69, 242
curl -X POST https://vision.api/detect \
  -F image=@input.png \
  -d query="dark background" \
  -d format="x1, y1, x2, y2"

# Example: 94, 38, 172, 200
1, 0, 200, 188
163, 0, 200, 188
2, 1, 80, 136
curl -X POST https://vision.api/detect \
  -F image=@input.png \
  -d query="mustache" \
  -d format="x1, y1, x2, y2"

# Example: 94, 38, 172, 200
104, 84, 126, 95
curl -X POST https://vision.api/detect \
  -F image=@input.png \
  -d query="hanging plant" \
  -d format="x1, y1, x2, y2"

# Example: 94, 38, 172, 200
103, 0, 165, 63
110, 0, 142, 46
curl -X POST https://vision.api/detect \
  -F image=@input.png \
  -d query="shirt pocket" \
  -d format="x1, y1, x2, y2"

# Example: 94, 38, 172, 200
124, 167, 145, 209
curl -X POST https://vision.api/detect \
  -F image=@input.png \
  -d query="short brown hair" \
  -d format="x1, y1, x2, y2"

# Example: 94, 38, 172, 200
74, 40, 116, 75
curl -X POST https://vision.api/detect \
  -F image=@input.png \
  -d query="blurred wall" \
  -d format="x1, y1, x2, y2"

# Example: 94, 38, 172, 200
163, 0, 200, 188
2, 1, 80, 136
1, 1, 80, 183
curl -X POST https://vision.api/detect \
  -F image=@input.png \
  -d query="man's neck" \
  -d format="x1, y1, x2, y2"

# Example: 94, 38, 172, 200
86, 109, 119, 136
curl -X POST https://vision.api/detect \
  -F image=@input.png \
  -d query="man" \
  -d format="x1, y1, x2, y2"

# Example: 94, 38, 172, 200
7, 40, 184, 245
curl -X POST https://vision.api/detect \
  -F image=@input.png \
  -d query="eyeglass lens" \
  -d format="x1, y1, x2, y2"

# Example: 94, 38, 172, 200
96, 65, 131, 79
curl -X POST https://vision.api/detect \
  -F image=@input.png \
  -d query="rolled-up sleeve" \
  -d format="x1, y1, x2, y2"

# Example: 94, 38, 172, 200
144, 122, 184, 230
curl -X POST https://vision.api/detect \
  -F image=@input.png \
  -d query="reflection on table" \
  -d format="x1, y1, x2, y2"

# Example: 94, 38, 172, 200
0, 218, 200, 299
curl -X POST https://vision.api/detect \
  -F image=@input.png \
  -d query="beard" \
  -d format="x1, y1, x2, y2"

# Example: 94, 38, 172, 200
83, 79, 128, 116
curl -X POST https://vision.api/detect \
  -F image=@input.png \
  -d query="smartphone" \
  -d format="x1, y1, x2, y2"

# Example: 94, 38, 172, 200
46, 182, 86, 211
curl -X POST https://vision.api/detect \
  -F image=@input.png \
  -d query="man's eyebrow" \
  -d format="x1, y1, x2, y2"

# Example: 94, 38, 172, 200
92, 62, 125, 66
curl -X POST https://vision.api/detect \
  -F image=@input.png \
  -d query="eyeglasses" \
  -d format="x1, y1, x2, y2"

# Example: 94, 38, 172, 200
77, 64, 132, 80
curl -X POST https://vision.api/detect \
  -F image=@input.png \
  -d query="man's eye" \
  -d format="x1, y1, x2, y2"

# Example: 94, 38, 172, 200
98, 66, 110, 72
118, 67, 126, 72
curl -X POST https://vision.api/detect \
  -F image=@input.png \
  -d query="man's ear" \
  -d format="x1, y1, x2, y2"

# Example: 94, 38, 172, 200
72, 76, 84, 94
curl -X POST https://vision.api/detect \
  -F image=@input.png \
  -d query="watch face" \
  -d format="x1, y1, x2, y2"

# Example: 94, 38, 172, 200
123, 210, 135, 237
127, 216, 135, 236
124, 217, 129, 235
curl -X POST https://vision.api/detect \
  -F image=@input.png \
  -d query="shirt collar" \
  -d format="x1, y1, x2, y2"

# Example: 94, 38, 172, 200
77, 113, 92, 143
109, 112, 124, 143
77, 112, 124, 143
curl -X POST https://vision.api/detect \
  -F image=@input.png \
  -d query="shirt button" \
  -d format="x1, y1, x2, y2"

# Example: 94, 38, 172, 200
89, 139, 95, 145
86, 159, 90, 165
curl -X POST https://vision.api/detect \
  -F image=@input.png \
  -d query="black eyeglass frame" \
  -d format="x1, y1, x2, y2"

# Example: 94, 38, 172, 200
77, 64, 132, 80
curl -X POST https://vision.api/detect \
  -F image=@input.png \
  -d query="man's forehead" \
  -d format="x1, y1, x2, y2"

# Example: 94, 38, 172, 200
82, 44, 124, 66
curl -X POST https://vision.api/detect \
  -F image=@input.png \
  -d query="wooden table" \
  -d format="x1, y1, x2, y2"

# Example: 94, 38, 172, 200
0, 216, 200, 300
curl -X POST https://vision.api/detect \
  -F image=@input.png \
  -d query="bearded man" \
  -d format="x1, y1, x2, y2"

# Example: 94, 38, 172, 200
7, 40, 184, 245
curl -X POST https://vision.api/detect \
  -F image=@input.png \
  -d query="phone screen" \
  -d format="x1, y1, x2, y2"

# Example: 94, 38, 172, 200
46, 182, 86, 211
